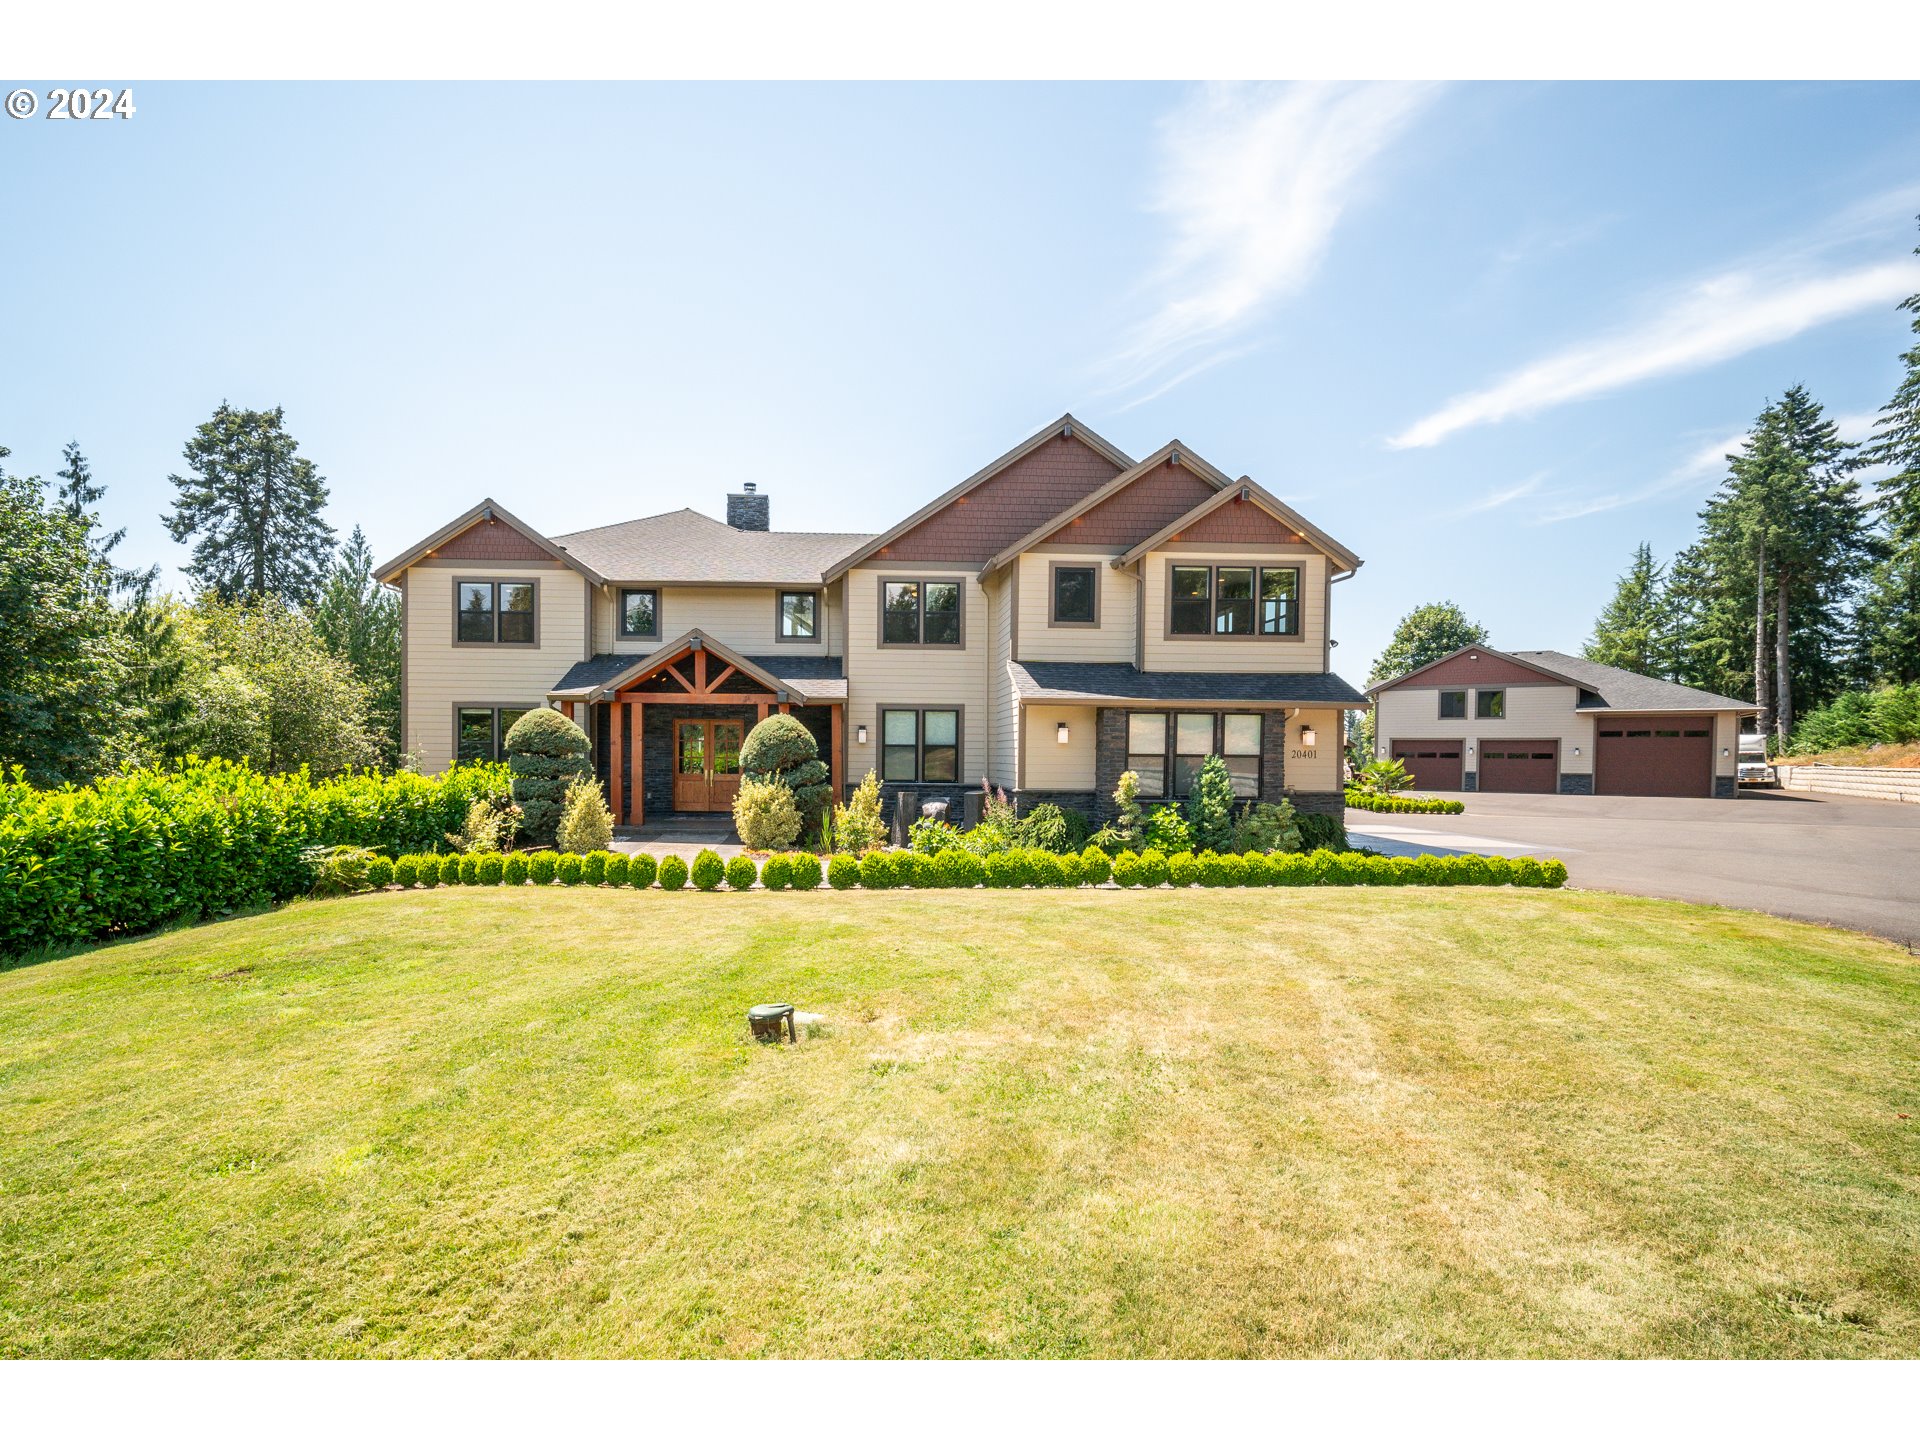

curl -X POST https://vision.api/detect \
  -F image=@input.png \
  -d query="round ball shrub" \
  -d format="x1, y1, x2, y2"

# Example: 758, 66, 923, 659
459, 853, 482, 885
787, 852, 824, 891
827, 854, 859, 890
414, 856, 439, 889
628, 853, 657, 888
983, 851, 1025, 889
604, 852, 630, 886
725, 855, 758, 891
1078, 847, 1111, 886
690, 849, 725, 892
366, 855, 394, 889
392, 855, 418, 888
1168, 852, 1198, 888
1481, 855, 1513, 886
1196, 851, 1229, 888
760, 854, 792, 890
858, 850, 894, 890
504, 707, 593, 848
436, 854, 460, 886
556, 853, 584, 885
1541, 858, 1569, 888
658, 854, 689, 891
1138, 848, 1170, 888
583, 851, 608, 886
530, 852, 558, 885
936, 849, 983, 888
1217, 853, 1248, 887
738, 714, 832, 828
477, 852, 505, 885
1110, 850, 1141, 888
503, 852, 530, 886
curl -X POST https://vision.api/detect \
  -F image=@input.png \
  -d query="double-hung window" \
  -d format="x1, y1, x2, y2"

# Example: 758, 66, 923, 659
619, 589, 659, 640
1127, 713, 1168, 796
881, 578, 962, 646
456, 580, 536, 645
456, 705, 531, 763
880, 707, 960, 783
777, 590, 819, 642
1168, 565, 1301, 637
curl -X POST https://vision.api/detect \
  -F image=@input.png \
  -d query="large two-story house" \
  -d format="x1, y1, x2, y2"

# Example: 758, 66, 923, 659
374, 414, 1369, 828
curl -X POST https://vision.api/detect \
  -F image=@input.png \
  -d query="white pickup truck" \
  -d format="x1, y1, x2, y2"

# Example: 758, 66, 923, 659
1737, 730, 1777, 787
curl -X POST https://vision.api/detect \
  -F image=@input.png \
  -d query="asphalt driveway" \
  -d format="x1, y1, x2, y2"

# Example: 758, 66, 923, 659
1347, 789, 1920, 944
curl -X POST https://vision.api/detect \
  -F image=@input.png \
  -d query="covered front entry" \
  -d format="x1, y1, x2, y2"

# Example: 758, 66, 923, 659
1479, 741, 1559, 794
672, 717, 745, 812
1391, 739, 1463, 790
1595, 716, 1712, 797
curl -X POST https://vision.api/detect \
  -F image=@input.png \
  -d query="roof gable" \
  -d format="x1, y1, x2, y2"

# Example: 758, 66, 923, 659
1114, 476, 1361, 572
980, 441, 1228, 573
375, 498, 604, 586
1368, 645, 1575, 694
822, 415, 1134, 579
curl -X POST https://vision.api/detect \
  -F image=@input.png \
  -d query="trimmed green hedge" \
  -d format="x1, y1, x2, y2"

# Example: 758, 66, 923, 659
1345, 791, 1467, 815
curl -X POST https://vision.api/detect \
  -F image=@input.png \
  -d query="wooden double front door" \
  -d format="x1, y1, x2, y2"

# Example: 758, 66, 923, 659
672, 718, 745, 812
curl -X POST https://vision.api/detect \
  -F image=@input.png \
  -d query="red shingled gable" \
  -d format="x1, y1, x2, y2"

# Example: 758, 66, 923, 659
879, 433, 1124, 565
1039, 459, 1216, 547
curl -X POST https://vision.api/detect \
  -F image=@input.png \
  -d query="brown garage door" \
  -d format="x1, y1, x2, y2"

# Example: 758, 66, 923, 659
1595, 719, 1712, 797
1480, 741, 1559, 793
1390, 740, 1463, 790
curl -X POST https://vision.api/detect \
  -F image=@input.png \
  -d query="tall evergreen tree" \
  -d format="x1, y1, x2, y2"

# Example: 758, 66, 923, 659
162, 403, 336, 604
1849, 217, 1920, 688
1584, 543, 1676, 677
1851, 216, 1920, 545
1853, 545, 1920, 686
56, 439, 158, 599
312, 526, 402, 764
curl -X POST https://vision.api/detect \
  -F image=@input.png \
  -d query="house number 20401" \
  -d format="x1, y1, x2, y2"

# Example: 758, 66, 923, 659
1288, 747, 1317, 761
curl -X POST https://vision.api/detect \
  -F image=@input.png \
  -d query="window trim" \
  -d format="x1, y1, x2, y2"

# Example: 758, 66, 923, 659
1161, 562, 1305, 641
1046, 561, 1101, 629
1476, 688, 1507, 720
451, 702, 538, 764
617, 587, 662, 641
452, 577, 541, 648
1122, 709, 1266, 800
875, 574, 968, 649
876, 705, 964, 784
1438, 689, 1467, 719
774, 587, 824, 645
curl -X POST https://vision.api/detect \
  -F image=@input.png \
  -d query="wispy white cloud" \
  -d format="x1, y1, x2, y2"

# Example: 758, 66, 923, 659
1452, 473, 1546, 517
1390, 255, 1920, 450
1531, 430, 1748, 525
1102, 81, 1442, 401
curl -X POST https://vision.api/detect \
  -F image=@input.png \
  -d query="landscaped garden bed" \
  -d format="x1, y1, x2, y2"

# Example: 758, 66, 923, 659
1343, 791, 1466, 815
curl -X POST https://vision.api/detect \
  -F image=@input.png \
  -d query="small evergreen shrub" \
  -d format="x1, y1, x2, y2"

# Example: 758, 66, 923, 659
858, 850, 896, 890
1217, 853, 1249, 887
739, 714, 833, 830
1541, 858, 1568, 888
1241, 851, 1272, 886
306, 845, 380, 897
832, 770, 888, 854
628, 853, 657, 888
827, 854, 859, 890
604, 852, 630, 886
393, 855, 418, 888
1143, 805, 1192, 854
1269, 853, 1311, 886
439, 853, 463, 885
732, 775, 804, 852
1168, 851, 1197, 887
1231, 799, 1302, 854
415, 855, 440, 889
1137, 848, 1170, 887
529, 852, 557, 885
1111, 850, 1141, 888
505, 707, 593, 848
1481, 855, 1513, 886
366, 855, 394, 889
459, 852, 482, 885
787, 852, 823, 891
582, 850, 608, 885
725, 855, 758, 891
556, 853, 584, 885
691, 849, 725, 892
760, 854, 792, 890
555, 775, 614, 855
477, 852, 505, 885
658, 854, 688, 891
1297, 813, 1347, 853
503, 852, 530, 886
1078, 847, 1111, 886
1195, 851, 1229, 888
1184, 754, 1237, 854
937, 849, 983, 888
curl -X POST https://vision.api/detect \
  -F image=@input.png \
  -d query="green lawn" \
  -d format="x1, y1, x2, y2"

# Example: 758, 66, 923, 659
2, 887, 1917, 1358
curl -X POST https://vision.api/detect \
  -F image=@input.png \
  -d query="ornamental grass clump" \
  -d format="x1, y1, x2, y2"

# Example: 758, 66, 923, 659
725, 855, 758, 891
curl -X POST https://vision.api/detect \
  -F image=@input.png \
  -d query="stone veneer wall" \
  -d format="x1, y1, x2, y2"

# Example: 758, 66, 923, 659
1558, 773, 1595, 795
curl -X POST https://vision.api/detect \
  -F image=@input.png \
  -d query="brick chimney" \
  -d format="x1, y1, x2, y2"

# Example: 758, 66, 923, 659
727, 482, 769, 532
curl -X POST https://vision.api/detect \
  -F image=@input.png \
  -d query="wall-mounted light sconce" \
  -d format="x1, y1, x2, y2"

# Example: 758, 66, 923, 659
1467, 743, 1475, 755
856, 725, 869, 745
1572, 746, 1581, 757
1299, 724, 1317, 747
1056, 722, 1071, 745
1722, 747, 1730, 757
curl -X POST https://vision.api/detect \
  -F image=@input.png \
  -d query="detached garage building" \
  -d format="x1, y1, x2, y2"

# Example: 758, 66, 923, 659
1368, 646, 1757, 799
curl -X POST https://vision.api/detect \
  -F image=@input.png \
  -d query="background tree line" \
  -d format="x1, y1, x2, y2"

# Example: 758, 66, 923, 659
0, 404, 400, 786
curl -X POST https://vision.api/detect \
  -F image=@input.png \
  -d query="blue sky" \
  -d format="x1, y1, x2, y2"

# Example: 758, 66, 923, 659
3, 81, 1918, 677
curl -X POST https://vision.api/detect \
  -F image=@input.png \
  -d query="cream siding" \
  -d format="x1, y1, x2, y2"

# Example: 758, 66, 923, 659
987, 570, 1017, 788
592, 582, 839, 657
403, 561, 588, 774
1139, 548, 1329, 672
1374, 684, 1591, 774
1022, 705, 1098, 791
1014, 551, 1135, 663
1282, 708, 1343, 793
844, 566, 990, 787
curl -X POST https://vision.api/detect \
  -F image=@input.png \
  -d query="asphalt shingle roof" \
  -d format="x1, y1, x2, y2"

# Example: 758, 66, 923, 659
548, 509, 874, 585
548, 652, 846, 702
1510, 650, 1756, 712
1011, 661, 1368, 706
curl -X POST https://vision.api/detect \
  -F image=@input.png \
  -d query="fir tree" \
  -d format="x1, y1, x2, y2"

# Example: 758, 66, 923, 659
163, 403, 336, 604
1584, 543, 1676, 677
312, 525, 402, 763
1851, 216, 1920, 545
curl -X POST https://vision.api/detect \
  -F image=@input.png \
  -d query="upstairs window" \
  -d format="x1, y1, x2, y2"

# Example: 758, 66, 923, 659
881, 578, 962, 646
1051, 565, 1097, 625
1168, 565, 1302, 637
777, 590, 819, 642
456, 580, 536, 645
1476, 689, 1506, 719
1439, 689, 1467, 719
619, 588, 659, 640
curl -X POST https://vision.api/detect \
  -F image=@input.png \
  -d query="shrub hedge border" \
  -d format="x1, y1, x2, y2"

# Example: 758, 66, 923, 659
1344, 791, 1466, 815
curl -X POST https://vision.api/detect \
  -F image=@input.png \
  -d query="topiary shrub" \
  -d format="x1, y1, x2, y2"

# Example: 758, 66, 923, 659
366, 855, 394, 889
628, 853, 657, 888
983, 850, 1025, 889
739, 714, 833, 832
477, 852, 505, 885
1137, 848, 1169, 888
1168, 851, 1198, 887
858, 850, 896, 890
1111, 850, 1141, 887
459, 852, 482, 885
556, 852, 584, 885
827, 853, 859, 890
658, 854, 688, 891
556, 775, 614, 855
895, 851, 927, 888
1480, 855, 1513, 886
725, 854, 758, 891
732, 775, 804, 852
1241, 851, 1273, 887
604, 852, 630, 886
529, 851, 557, 885
583, 850, 608, 886
438, 853, 462, 886
413, 855, 439, 889
505, 708, 593, 848
1184, 754, 1237, 854
760, 854, 792, 890
935, 849, 983, 888
1541, 858, 1568, 888
1078, 846, 1111, 886
392, 855, 418, 888
691, 849, 725, 892
787, 852, 823, 891
503, 852, 530, 886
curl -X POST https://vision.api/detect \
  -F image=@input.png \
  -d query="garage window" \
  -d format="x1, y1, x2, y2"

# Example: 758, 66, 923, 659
1439, 690, 1466, 719
1476, 689, 1506, 719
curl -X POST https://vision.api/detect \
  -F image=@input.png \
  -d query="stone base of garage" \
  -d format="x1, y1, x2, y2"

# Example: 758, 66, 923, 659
1558, 774, 1594, 795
